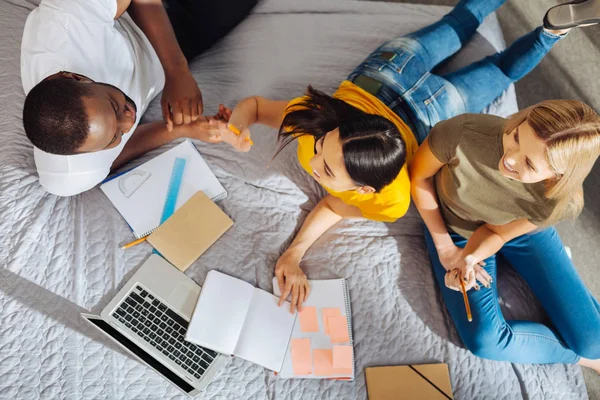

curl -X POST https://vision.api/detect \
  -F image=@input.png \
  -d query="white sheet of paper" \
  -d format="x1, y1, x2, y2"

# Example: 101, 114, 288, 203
185, 271, 254, 355
234, 289, 297, 372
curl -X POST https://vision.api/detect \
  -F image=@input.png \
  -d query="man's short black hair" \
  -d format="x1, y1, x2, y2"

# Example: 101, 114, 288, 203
23, 78, 92, 155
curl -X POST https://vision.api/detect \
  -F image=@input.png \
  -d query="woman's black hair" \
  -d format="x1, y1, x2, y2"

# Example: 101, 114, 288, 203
277, 86, 406, 192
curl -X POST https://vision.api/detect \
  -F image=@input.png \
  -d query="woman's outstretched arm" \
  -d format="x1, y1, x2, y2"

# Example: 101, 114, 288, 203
276, 195, 362, 313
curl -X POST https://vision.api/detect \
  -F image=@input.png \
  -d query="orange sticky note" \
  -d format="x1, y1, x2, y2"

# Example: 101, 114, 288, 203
328, 316, 350, 344
321, 308, 341, 334
313, 349, 335, 376
299, 306, 319, 333
313, 349, 353, 377
291, 338, 312, 375
333, 345, 353, 369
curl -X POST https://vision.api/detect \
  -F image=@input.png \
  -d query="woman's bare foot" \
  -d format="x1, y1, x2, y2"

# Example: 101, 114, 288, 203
578, 357, 600, 374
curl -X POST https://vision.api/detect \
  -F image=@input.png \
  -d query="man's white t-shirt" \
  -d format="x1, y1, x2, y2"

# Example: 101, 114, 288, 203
21, 0, 165, 196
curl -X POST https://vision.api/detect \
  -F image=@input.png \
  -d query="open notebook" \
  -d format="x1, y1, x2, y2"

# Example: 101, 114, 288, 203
274, 278, 354, 379
185, 271, 297, 372
101, 140, 227, 238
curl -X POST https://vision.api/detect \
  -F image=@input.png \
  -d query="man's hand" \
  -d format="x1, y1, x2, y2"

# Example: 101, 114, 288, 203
161, 68, 203, 131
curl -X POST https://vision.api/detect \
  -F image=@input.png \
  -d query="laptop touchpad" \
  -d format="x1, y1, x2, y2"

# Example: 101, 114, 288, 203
168, 284, 201, 318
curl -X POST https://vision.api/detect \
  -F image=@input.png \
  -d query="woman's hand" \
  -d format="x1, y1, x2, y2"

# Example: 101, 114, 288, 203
437, 245, 491, 291
444, 254, 493, 292
204, 104, 253, 152
182, 105, 251, 151
275, 248, 311, 314
437, 244, 467, 272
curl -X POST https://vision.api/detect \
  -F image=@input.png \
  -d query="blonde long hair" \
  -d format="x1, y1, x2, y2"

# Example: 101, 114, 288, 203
503, 100, 600, 224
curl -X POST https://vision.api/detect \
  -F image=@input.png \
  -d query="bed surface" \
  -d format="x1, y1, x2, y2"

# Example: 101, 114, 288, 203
0, 0, 587, 398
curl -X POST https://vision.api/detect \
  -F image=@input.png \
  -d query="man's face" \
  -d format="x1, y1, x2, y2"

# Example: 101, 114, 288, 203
77, 82, 138, 153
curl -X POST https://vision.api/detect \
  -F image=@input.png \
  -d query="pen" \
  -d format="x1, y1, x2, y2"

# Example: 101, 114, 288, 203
227, 123, 254, 146
459, 279, 472, 322
121, 236, 148, 250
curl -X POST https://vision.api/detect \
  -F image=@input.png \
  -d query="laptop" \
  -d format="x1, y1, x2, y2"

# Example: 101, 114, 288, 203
81, 254, 227, 397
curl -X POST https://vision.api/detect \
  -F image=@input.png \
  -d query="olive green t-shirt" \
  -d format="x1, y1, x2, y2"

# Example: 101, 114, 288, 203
428, 113, 558, 238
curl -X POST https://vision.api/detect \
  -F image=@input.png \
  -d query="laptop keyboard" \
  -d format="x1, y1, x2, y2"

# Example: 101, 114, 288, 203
111, 285, 219, 380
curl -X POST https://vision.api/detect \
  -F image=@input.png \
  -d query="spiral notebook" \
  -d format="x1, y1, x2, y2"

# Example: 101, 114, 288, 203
273, 278, 354, 379
101, 140, 227, 238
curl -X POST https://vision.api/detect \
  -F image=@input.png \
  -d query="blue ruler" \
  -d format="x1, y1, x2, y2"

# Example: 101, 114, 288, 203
152, 157, 186, 255
160, 157, 187, 224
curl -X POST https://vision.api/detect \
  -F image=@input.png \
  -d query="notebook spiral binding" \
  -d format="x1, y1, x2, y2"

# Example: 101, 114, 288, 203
136, 226, 159, 239
211, 192, 228, 203
341, 279, 355, 377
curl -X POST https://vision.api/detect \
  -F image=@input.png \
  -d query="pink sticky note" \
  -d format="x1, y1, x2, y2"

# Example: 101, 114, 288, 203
333, 345, 353, 369
313, 348, 353, 377
328, 316, 350, 344
291, 338, 312, 375
313, 349, 335, 376
299, 306, 319, 333
321, 308, 342, 334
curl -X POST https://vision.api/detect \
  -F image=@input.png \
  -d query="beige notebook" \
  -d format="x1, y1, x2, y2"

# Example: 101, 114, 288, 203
147, 191, 233, 271
365, 364, 453, 400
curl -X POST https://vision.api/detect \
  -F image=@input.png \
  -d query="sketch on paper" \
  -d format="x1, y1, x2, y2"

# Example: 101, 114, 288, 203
118, 170, 151, 198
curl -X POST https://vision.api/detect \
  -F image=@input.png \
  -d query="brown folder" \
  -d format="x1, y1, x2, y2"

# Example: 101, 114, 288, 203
365, 364, 453, 400
147, 191, 233, 271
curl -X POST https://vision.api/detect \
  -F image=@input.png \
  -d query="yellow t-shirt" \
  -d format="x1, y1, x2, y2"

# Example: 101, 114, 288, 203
290, 80, 418, 222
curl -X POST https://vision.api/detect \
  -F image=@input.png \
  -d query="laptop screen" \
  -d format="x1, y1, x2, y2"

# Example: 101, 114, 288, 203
85, 316, 195, 394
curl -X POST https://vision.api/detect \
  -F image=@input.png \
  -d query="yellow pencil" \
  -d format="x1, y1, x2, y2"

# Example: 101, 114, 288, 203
121, 236, 148, 250
227, 123, 254, 146
460, 279, 473, 322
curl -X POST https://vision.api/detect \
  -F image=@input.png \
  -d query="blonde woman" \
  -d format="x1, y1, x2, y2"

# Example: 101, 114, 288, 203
410, 100, 600, 371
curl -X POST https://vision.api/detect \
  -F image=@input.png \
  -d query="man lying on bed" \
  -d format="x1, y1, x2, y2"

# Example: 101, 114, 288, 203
20, 0, 255, 196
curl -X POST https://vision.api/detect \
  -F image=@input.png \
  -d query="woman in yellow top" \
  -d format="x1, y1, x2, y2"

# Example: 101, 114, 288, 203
214, 0, 589, 311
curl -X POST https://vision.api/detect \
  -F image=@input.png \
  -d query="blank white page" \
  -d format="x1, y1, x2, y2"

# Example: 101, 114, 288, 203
185, 271, 254, 355
234, 289, 297, 372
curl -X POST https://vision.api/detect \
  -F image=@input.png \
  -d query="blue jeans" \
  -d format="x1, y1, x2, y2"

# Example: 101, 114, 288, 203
424, 227, 600, 364
347, 0, 564, 143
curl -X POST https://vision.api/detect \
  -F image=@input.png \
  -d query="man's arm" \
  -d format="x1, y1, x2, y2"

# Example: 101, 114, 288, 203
122, 0, 203, 129
111, 119, 220, 171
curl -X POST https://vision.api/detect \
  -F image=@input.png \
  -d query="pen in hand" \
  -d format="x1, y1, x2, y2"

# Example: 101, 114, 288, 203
227, 123, 254, 146
459, 279, 473, 322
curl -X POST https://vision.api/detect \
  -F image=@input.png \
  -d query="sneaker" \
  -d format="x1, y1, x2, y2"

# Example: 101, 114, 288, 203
544, 0, 600, 30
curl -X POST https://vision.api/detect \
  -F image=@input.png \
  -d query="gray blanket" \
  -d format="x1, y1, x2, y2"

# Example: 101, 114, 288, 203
0, 0, 587, 399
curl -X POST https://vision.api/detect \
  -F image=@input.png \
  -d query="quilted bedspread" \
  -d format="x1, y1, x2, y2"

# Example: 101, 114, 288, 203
0, 0, 588, 399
